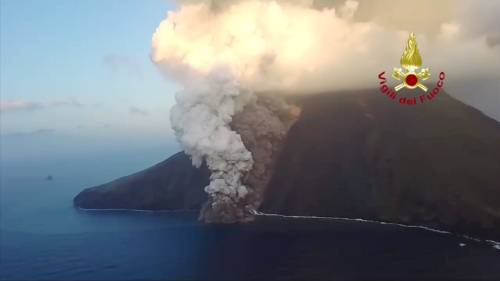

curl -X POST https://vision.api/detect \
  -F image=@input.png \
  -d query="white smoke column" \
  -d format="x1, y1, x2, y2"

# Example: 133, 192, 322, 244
168, 67, 255, 222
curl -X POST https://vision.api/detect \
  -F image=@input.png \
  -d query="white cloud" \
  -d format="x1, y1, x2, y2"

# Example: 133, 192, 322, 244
153, 0, 500, 120
0, 98, 84, 113
0, 100, 42, 112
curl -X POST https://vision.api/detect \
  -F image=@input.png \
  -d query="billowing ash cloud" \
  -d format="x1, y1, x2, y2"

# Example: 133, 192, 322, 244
168, 68, 255, 222
153, 0, 500, 93
151, 0, 500, 222
151, 0, 385, 92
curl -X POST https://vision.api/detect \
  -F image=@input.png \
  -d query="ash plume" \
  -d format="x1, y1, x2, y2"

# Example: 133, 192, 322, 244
169, 68, 255, 222
151, 0, 500, 222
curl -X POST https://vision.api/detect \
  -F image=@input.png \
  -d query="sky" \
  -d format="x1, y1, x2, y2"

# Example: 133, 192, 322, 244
0, 0, 183, 162
1, 0, 179, 137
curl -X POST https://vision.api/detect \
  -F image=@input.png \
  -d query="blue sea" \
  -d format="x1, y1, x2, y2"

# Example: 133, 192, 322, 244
1, 142, 500, 280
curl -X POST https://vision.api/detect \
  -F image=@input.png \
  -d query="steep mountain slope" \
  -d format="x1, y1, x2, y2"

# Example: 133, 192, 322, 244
261, 90, 500, 238
74, 152, 209, 210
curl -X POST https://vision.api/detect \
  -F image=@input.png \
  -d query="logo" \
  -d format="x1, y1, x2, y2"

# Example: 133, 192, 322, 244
378, 33, 446, 106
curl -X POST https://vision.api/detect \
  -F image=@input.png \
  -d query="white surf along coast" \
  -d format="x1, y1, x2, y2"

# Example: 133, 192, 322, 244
250, 210, 500, 250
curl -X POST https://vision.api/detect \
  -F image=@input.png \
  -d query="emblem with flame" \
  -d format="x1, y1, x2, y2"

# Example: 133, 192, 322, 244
392, 33, 430, 92
378, 32, 445, 105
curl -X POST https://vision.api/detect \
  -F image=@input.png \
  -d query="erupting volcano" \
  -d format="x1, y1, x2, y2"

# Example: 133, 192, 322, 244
75, 0, 500, 238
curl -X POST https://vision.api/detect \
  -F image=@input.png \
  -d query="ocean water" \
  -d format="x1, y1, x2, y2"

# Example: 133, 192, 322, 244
1, 148, 500, 280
